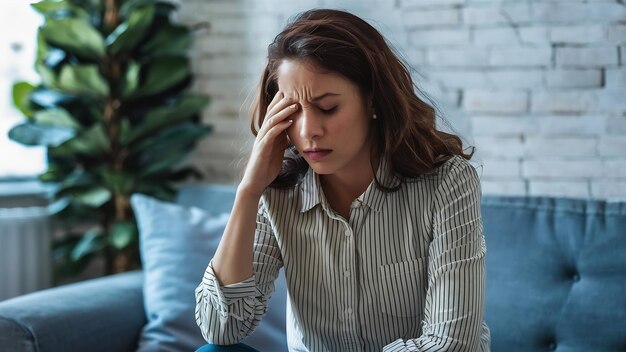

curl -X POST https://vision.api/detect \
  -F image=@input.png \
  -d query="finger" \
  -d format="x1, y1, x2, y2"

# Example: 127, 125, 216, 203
265, 90, 283, 116
258, 103, 298, 138
262, 118, 293, 143
265, 95, 296, 123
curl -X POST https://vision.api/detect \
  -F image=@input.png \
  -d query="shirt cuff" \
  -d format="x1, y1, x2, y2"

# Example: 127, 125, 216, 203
382, 338, 418, 352
203, 261, 258, 306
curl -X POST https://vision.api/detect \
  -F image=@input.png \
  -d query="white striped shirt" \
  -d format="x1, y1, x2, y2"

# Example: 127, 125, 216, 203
195, 155, 491, 351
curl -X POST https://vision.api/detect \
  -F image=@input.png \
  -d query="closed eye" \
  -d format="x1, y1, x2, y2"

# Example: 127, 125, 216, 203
320, 106, 338, 115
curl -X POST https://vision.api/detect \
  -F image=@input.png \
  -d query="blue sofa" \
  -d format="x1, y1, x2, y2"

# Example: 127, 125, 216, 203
1, 185, 625, 351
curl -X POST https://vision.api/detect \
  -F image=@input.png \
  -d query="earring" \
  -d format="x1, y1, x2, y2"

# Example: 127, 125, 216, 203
373, 113, 377, 120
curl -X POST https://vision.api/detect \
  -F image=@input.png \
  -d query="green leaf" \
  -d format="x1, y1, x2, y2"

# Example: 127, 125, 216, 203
106, 5, 155, 55
74, 186, 111, 207
40, 18, 105, 59
52, 197, 99, 223
60, 169, 96, 189
100, 170, 134, 194
47, 196, 72, 215
53, 235, 95, 281
134, 56, 189, 98
135, 124, 212, 177
36, 26, 50, 64
70, 227, 106, 261
8, 122, 76, 147
127, 95, 209, 143
119, 0, 161, 18
139, 151, 187, 177
109, 220, 137, 250
29, 89, 73, 108
31, 0, 90, 18
53, 236, 80, 262
56, 123, 108, 156
121, 61, 140, 98
118, 119, 132, 145
142, 23, 191, 57
38, 159, 74, 182
35, 62, 59, 89
134, 123, 211, 157
12, 82, 37, 118
43, 48, 66, 69
39, 168, 66, 182
32, 0, 71, 14
57, 65, 109, 98
33, 108, 81, 128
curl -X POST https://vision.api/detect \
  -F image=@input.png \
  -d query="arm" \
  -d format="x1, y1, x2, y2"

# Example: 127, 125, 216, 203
194, 197, 283, 345
384, 162, 488, 351
195, 90, 296, 345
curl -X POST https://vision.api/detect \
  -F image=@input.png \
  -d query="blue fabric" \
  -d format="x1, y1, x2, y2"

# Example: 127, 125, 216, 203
176, 184, 238, 214
195, 343, 260, 352
482, 196, 626, 352
131, 194, 230, 352
0, 271, 145, 352
176, 185, 289, 352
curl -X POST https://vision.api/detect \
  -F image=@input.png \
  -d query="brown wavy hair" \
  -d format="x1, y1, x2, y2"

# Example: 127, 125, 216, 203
250, 8, 474, 190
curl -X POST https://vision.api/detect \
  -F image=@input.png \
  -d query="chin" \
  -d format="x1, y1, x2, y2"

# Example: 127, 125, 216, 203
306, 163, 336, 175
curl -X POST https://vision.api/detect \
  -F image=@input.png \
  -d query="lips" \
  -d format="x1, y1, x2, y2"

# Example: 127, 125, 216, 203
303, 149, 332, 161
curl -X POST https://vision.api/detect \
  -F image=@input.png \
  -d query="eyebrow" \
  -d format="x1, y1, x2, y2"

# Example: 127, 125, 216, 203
311, 93, 340, 102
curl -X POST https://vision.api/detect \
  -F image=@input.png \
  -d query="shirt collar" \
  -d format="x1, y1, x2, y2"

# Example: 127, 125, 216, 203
299, 168, 323, 213
298, 157, 400, 213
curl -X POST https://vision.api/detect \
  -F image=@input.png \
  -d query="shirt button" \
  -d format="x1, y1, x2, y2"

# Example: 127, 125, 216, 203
345, 230, 352, 237
345, 307, 353, 315
343, 270, 350, 278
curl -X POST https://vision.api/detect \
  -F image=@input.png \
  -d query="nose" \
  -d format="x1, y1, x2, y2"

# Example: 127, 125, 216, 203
298, 109, 323, 140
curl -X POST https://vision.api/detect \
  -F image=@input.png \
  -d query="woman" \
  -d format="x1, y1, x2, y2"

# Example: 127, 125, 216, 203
195, 8, 490, 352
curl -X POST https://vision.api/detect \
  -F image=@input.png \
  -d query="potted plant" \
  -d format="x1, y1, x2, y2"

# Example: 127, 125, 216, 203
9, 0, 211, 278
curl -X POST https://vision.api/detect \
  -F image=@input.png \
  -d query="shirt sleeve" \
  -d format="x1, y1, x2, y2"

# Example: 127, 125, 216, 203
383, 161, 488, 351
194, 198, 283, 345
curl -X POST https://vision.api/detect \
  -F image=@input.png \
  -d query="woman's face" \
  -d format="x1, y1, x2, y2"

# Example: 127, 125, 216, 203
277, 59, 374, 178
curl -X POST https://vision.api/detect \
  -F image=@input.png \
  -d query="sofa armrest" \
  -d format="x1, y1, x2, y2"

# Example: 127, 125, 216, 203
0, 271, 146, 352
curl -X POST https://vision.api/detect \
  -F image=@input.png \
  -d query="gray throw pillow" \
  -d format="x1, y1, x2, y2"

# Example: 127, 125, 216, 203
131, 193, 229, 352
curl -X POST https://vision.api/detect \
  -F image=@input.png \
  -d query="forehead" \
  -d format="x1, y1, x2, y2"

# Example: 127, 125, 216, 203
276, 60, 353, 97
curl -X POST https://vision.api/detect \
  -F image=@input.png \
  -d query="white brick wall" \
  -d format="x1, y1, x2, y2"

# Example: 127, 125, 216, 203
490, 47, 552, 67
464, 90, 528, 114
179, 0, 626, 200
550, 25, 605, 44
556, 47, 619, 67
545, 69, 602, 88
426, 48, 489, 67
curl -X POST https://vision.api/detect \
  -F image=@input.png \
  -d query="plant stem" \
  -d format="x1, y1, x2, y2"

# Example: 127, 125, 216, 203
103, 0, 131, 275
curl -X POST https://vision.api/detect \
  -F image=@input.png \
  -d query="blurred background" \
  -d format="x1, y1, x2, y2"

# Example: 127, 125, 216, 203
1, 0, 625, 297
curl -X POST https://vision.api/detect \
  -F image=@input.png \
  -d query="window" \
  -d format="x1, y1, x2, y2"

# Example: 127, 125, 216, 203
0, 1, 46, 179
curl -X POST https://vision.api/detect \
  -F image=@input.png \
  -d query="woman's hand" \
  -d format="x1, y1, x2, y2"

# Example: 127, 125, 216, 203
239, 91, 299, 198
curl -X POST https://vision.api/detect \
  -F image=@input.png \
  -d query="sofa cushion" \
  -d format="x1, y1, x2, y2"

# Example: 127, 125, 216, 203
131, 193, 229, 352
482, 196, 626, 352
131, 190, 288, 352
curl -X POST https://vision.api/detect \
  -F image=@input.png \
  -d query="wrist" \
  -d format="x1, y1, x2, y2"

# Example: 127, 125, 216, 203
236, 184, 263, 201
